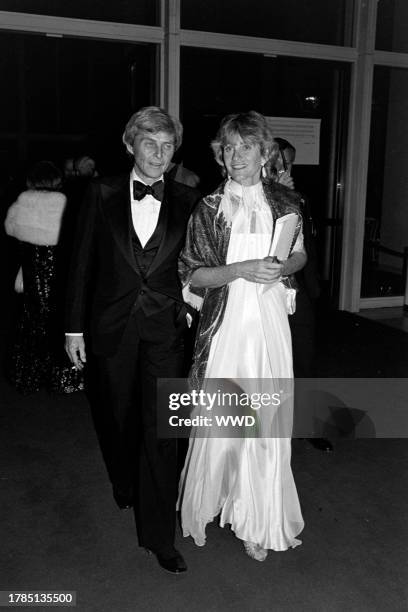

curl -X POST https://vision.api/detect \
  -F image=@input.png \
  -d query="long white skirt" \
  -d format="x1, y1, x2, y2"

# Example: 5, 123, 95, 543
179, 196, 304, 551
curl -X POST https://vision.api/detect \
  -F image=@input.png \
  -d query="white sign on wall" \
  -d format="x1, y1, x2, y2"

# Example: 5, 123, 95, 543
265, 117, 321, 165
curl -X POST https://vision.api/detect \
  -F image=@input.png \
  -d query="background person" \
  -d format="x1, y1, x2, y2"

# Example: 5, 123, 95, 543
74, 155, 98, 179
63, 157, 76, 180
272, 137, 333, 452
166, 161, 200, 188
4, 160, 83, 394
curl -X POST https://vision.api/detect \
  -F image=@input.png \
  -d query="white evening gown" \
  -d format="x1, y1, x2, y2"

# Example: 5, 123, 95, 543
179, 181, 304, 551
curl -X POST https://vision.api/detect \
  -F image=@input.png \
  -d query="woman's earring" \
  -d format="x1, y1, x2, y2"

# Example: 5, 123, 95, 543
261, 165, 266, 178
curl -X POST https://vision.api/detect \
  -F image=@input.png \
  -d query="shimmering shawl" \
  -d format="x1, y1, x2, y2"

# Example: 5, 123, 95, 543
179, 178, 303, 388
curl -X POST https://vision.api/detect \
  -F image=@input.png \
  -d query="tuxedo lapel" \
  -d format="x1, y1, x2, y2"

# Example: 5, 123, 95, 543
102, 175, 140, 274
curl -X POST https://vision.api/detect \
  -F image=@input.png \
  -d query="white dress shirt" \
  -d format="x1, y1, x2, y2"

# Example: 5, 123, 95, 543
130, 169, 162, 247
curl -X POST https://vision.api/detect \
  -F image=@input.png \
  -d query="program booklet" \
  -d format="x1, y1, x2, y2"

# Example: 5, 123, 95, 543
262, 212, 299, 296
269, 212, 299, 261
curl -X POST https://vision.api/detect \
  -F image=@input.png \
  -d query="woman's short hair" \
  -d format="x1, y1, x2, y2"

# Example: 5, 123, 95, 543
26, 161, 63, 191
122, 106, 183, 151
211, 111, 278, 174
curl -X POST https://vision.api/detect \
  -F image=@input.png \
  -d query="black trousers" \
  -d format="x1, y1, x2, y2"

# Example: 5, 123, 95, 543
89, 304, 185, 555
289, 290, 316, 378
289, 290, 317, 438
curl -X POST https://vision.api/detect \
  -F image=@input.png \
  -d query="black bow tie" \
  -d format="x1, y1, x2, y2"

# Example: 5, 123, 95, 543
133, 180, 164, 202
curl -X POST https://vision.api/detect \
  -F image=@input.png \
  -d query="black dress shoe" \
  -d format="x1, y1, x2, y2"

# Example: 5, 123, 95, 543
308, 438, 333, 452
112, 487, 133, 510
153, 550, 187, 574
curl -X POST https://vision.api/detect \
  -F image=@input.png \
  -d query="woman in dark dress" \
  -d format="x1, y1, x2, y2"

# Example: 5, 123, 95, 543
4, 161, 83, 394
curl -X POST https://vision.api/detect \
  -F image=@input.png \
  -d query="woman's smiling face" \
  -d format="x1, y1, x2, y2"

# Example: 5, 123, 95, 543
222, 132, 264, 186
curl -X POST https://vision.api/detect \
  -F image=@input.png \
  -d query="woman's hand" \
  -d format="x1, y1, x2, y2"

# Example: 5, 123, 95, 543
190, 249, 306, 289
190, 258, 282, 289
236, 257, 282, 284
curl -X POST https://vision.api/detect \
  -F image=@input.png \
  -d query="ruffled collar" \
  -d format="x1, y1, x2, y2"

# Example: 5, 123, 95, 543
216, 179, 267, 225
228, 178, 263, 198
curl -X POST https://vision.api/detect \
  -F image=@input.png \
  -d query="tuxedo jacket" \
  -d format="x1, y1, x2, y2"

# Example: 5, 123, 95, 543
65, 173, 201, 356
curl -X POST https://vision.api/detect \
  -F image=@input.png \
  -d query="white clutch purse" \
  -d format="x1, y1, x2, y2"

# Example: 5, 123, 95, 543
285, 286, 297, 315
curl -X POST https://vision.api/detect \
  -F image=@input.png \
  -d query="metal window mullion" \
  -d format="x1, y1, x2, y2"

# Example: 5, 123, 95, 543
158, 0, 166, 106
374, 50, 408, 68
339, 0, 378, 312
0, 11, 164, 43
180, 29, 357, 63
339, 57, 375, 311
163, 0, 180, 117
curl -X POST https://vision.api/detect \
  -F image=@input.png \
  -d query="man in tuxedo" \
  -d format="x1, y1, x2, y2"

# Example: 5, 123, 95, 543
65, 106, 201, 574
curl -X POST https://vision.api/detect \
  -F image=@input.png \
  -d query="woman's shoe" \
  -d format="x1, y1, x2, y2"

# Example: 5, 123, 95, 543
243, 541, 268, 562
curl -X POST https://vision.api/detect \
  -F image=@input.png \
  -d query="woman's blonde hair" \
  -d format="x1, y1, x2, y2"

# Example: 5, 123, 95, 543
211, 110, 278, 177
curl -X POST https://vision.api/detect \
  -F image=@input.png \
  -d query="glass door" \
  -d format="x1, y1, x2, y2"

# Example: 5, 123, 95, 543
180, 48, 350, 298
360, 66, 408, 303
0, 31, 158, 184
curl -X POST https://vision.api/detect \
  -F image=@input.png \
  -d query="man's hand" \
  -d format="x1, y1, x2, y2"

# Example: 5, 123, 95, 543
277, 171, 295, 190
236, 257, 283, 284
65, 335, 86, 370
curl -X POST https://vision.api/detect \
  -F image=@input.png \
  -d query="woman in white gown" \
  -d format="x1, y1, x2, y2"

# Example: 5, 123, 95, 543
178, 111, 305, 561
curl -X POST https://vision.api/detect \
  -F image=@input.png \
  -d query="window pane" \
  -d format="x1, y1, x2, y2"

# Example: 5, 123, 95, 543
180, 48, 350, 297
361, 66, 408, 298
0, 33, 19, 132
0, 139, 18, 189
0, 0, 158, 26
181, 0, 354, 46
376, 0, 408, 53
0, 31, 157, 174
